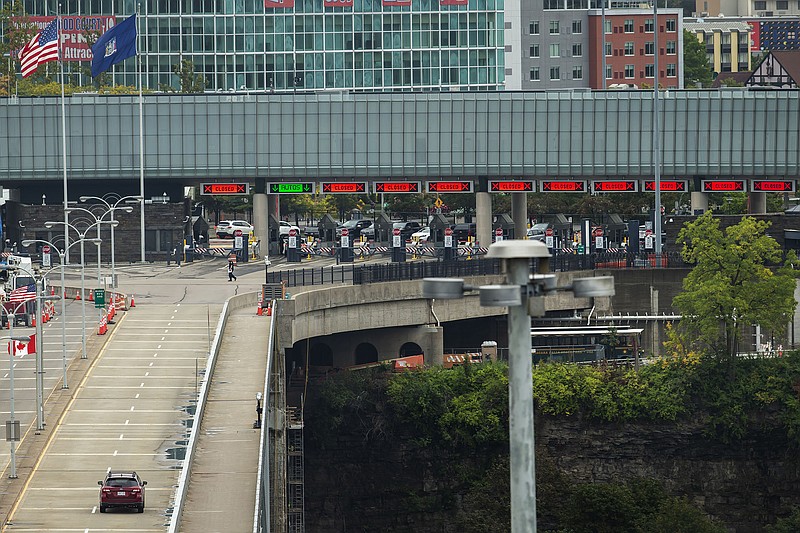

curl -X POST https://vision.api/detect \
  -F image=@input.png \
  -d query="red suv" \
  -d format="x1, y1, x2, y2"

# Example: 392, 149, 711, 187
98, 471, 147, 513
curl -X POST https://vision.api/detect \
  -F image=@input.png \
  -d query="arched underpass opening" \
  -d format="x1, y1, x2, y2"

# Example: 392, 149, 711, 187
354, 343, 378, 365
399, 342, 423, 357
309, 343, 334, 367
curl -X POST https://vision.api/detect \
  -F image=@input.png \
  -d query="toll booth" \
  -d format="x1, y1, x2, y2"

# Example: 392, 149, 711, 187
494, 213, 514, 241
606, 214, 628, 248
318, 214, 338, 243
339, 228, 354, 262
542, 213, 571, 250
429, 214, 451, 245
391, 226, 406, 262
374, 213, 394, 244
269, 214, 281, 255
286, 228, 302, 262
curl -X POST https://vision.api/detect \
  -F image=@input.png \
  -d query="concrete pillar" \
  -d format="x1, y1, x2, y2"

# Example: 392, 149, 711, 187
421, 325, 443, 367
267, 193, 280, 255
690, 191, 708, 215
511, 192, 527, 240
475, 177, 492, 248
253, 178, 268, 257
748, 192, 767, 214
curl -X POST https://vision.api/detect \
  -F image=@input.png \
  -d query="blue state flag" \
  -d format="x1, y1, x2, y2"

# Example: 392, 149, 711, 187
91, 14, 137, 78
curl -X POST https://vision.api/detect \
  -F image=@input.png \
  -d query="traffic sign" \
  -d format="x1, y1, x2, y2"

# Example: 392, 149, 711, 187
445, 227, 453, 236
201, 183, 249, 195
341, 228, 349, 237
234, 229, 243, 237
592, 180, 638, 193
434, 197, 445, 208
93, 288, 106, 308
42, 245, 51, 268
289, 229, 297, 237
488, 180, 535, 193
42, 245, 50, 254
545, 228, 553, 237
540, 180, 587, 192
321, 182, 367, 193
643, 180, 688, 192
495, 228, 503, 236
702, 180, 746, 192
392, 228, 401, 236
752, 180, 795, 192
374, 182, 421, 194
594, 227, 604, 237
426, 181, 473, 193
268, 182, 314, 194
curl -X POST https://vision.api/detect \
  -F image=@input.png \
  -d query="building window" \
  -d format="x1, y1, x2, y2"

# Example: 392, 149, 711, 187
645, 64, 655, 77
777, 0, 789, 8
572, 43, 582, 56
604, 20, 612, 34
645, 41, 655, 55
754, 0, 766, 8
666, 64, 676, 77
624, 42, 634, 55
550, 66, 561, 80
550, 43, 561, 57
666, 41, 676, 54
573, 65, 583, 79
530, 21, 540, 34
606, 65, 612, 80
530, 44, 540, 57
572, 20, 582, 34
645, 19, 655, 32
530, 67, 540, 81
624, 19, 634, 33
666, 19, 676, 32
605, 42, 612, 56
625, 64, 634, 78
550, 21, 560, 34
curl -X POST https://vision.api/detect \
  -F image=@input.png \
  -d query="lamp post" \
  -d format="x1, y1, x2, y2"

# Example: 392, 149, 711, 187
422, 240, 615, 533
22, 237, 89, 389
64, 207, 119, 286
0, 265, 61, 432
79, 195, 140, 288
45, 220, 104, 360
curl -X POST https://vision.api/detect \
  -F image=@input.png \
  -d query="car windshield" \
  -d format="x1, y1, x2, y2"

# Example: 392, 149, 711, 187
107, 478, 139, 488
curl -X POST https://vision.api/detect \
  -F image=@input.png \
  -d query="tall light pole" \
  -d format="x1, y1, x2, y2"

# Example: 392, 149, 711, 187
65, 207, 117, 286
22, 238, 89, 389
423, 240, 615, 532
653, 0, 662, 255
0, 265, 61, 432
45, 220, 103, 360
79, 195, 140, 288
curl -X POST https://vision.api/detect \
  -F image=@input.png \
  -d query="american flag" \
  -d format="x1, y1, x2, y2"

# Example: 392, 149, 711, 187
8, 284, 36, 304
19, 19, 59, 78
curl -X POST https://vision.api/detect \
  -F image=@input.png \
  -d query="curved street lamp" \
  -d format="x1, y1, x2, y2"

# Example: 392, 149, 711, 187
79, 195, 140, 288
64, 206, 121, 286
21, 236, 96, 389
45, 220, 104, 361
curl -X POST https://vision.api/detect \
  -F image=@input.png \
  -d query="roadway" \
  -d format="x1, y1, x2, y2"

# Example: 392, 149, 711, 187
0, 253, 324, 530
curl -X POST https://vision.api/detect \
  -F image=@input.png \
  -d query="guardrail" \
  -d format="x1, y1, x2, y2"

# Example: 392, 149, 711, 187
254, 301, 277, 532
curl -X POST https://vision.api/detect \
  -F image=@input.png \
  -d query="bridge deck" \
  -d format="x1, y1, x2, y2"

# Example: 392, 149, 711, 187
179, 307, 269, 533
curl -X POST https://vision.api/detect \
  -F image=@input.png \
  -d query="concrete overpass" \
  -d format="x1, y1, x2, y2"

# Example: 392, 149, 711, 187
2, 89, 798, 251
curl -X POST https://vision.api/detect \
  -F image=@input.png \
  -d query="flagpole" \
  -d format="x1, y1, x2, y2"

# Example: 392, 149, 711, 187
137, 5, 145, 262
58, 4, 69, 264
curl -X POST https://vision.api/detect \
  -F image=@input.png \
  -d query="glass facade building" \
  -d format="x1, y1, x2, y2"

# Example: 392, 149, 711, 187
21, 0, 505, 92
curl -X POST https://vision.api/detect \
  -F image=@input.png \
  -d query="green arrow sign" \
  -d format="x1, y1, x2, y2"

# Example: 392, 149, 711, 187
268, 182, 314, 194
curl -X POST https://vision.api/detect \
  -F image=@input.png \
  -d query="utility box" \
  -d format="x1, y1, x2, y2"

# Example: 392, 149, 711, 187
318, 214, 338, 243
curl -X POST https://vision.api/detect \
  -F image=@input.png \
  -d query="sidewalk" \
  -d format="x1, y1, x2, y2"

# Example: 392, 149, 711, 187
178, 306, 270, 532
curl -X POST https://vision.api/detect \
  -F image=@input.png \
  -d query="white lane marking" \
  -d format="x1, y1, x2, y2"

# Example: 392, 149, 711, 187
161, 337, 165, 341
130, 406, 135, 411
157, 345, 161, 349
140, 383, 144, 387
149, 362, 153, 367
145, 372, 149, 377
135, 394, 139, 399
119, 434, 124, 439
154, 353, 158, 357
91, 507, 97, 514
125, 420, 129, 425
165, 329, 169, 332
113, 450, 118, 456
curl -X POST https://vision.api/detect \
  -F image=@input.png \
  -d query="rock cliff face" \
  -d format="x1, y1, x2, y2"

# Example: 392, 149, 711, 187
304, 412, 800, 532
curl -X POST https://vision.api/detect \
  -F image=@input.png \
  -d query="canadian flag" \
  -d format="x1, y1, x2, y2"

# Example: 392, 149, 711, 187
8, 335, 35, 356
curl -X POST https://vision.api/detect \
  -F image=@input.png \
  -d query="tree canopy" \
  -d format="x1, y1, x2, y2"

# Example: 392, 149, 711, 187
669, 212, 797, 361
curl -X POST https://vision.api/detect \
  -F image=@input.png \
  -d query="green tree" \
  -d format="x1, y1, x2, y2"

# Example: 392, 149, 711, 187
671, 212, 797, 362
172, 58, 206, 93
0, 0, 35, 94
684, 30, 713, 88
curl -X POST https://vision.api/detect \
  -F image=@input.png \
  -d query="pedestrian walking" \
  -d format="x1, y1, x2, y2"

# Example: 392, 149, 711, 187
228, 259, 237, 281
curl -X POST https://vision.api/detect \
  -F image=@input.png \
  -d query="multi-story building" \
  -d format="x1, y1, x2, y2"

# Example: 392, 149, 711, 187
684, 19, 751, 75
696, 0, 800, 17
17, 0, 507, 92
517, 4, 683, 90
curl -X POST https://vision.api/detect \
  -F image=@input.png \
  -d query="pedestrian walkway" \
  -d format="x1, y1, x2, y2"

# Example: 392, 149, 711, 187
178, 306, 270, 532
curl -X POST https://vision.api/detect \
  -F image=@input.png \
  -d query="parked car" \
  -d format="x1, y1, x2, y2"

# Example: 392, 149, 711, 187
527, 223, 549, 242
215, 220, 253, 239
410, 226, 431, 243
98, 470, 147, 513
393, 221, 422, 241
336, 219, 373, 239
279, 221, 303, 241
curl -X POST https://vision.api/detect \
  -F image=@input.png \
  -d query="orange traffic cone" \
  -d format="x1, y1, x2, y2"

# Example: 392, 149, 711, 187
266, 305, 272, 317
76, 290, 81, 300
31, 315, 36, 327
88, 291, 94, 302
130, 294, 136, 307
